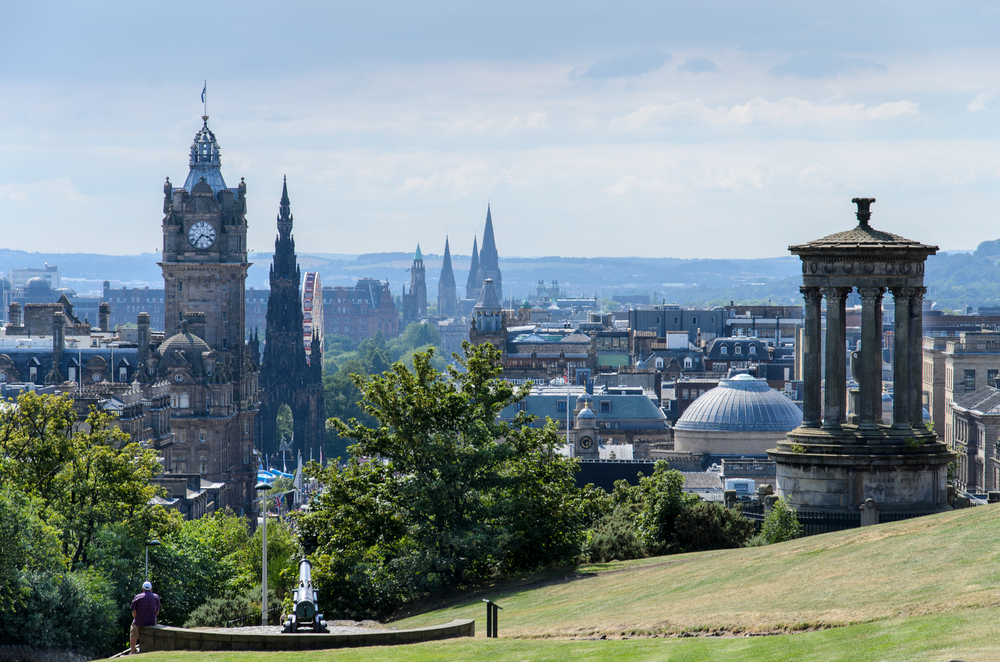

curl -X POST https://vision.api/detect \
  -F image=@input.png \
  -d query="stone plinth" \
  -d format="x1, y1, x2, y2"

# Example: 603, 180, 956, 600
771, 426, 952, 512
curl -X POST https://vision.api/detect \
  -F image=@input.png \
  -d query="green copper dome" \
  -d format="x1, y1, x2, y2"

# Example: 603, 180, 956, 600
414, 244, 423, 261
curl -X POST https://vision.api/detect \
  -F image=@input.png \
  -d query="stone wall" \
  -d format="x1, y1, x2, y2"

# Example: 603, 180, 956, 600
140, 619, 474, 651
674, 429, 786, 455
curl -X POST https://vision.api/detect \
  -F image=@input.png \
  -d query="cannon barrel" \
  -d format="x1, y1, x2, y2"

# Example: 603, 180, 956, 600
283, 558, 327, 633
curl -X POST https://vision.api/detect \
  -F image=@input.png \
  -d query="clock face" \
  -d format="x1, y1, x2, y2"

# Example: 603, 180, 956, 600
92, 373, 101, 382
579, 436, 594, 450
188, 222, 216, 249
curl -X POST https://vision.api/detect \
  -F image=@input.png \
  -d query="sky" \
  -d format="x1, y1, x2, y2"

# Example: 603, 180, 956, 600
2, 1, 1000, 259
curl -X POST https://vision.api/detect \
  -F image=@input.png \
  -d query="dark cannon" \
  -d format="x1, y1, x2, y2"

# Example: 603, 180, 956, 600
282, 558, 328, 633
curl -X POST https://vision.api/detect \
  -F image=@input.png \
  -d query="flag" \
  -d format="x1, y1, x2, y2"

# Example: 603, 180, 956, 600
201, 81, 206, 103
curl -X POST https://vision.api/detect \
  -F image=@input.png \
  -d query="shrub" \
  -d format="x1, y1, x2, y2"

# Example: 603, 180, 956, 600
588, 511, 646, 562
761, 498, 802, 544
671, 501, 755, 553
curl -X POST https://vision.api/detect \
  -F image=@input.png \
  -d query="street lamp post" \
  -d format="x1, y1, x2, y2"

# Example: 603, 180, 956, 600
144, 539, 161, 582
256, 480, 273, 627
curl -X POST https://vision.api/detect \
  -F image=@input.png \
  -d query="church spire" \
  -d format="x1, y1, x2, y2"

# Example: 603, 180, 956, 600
466, 235, 480, 299
438, 236, 457, 318
478, 204, 502, 298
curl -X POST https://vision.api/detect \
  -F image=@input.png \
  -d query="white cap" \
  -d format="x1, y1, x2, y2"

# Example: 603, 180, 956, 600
142, 581, 152, 590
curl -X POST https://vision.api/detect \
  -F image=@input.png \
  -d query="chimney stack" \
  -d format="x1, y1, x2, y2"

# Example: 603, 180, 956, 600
99, 302, 110, 331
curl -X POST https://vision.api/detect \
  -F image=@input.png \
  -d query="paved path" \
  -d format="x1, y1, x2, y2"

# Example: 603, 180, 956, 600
198, 623, 392, 635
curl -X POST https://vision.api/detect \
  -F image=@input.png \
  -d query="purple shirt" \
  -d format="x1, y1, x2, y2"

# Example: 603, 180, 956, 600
131, 590, 161, 627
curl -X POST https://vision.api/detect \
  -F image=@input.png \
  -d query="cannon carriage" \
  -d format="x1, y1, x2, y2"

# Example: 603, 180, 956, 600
282, 558, 328, 633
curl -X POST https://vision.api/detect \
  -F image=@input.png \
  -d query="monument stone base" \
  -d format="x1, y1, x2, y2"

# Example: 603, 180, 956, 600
768, 426, 953, 513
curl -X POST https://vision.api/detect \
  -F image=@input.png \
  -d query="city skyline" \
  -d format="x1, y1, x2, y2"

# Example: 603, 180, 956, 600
2, 2, 1000, 258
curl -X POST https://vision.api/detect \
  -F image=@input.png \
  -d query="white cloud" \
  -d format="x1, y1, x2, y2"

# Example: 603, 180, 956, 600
612, 97, 919, 129
0, 184, 29, 201
505, 112, 548, 130
967, 88, 997, 112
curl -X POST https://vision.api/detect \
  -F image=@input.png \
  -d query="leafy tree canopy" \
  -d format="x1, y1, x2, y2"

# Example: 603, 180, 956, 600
299, 342, 586, 619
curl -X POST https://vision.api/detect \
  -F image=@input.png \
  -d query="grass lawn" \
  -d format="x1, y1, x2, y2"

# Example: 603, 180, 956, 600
135, 505, 1000, 661
392, 504, 1000, 637
139, 608, 1000, 662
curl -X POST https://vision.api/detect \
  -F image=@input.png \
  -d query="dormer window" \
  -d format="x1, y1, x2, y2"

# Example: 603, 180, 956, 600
735, 345, 742, 355
720, 346, 728, 355
749, 344, 757, 355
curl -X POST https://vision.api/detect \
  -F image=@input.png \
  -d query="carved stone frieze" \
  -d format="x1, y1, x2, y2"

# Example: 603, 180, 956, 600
802, 258, 924, 277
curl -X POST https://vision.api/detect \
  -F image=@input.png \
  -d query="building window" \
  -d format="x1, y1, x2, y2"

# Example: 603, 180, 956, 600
178, 282, 182, 292
179, 393, 190, 408
119, 367, 128, 382
173, 454, 187, 473
558, 401, 567, 412
674, 316, 679, 324
720, 346, 728, 355
171, 394, 178, 408
964, 369, 976, 391
199, 454, 208, 475
682, 389, 690, 399
29, 367, 37, 381
68, 367, 76, 382
655, 358, 664, 369
243, 444, 251, 465
749, 345, 757, 355
600, 401, 611, 412
199, 428, 206, 442
989, 369, 999, 388
735, 345, 742, 355
684, 357, 693, 369
692, 316, 697, 325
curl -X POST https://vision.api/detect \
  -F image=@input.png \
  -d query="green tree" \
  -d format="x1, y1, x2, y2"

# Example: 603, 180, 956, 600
0, 391, 77, 505
761, 498, 803, 544
300, 342, 585, 619
635, 461, 698, 555
52, 409, 165, 568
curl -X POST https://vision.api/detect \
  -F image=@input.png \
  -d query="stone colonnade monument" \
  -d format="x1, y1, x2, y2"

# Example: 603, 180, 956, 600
769, 198, 955, 513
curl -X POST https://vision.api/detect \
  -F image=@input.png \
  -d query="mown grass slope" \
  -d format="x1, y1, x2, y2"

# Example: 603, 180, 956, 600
392, 504, 1000, 637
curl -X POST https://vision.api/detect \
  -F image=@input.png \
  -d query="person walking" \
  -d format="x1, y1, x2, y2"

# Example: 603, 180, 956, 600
129, 581, 161, 654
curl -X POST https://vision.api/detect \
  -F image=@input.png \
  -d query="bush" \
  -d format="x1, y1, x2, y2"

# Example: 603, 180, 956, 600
588, 511, 645, 562
760, 498, 802, 544
671, 502, 755, 553
184, 587, 281, 628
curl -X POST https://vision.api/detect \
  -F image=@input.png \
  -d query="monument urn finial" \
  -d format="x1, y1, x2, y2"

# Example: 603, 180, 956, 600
851, 197, 875, 227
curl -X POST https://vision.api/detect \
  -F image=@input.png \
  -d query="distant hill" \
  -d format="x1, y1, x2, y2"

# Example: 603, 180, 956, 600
0, 245, 991, 310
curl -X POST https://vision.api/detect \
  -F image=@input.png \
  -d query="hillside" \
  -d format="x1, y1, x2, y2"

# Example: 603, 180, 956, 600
137, 505, 1000, 661
390, 505, 1000, 637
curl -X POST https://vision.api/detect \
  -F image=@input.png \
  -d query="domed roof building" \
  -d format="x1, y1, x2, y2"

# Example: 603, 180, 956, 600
673, 374, 802, 455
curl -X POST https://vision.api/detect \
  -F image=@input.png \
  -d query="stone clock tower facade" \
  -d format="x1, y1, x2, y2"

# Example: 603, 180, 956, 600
155, 116, 260, 514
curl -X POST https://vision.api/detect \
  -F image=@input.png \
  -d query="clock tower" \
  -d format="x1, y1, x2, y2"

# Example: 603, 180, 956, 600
161, 116, 249, 361
155, 116, 259, 514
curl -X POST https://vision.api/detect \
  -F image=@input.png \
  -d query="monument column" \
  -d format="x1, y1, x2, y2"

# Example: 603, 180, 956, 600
909, 287, 927, 427
858, 286, 886, 429
891, 287, 914, 428
822, 286, 850, 428
801, 286, 823, 427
